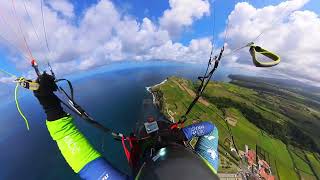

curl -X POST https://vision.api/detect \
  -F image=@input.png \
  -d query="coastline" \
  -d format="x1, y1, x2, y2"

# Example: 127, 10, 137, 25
145, 78, 168, 104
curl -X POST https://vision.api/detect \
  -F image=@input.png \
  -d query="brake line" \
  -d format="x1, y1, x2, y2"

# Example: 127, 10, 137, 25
55, 78, 125, 137
40, 0, 55, 76
23, 0, 40, 42
40, 0, 51, 54
15, 79, 30, 130
11, 0, 34, 61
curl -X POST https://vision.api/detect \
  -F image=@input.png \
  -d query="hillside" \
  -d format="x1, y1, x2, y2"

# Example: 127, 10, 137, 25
150, 76, 320, 180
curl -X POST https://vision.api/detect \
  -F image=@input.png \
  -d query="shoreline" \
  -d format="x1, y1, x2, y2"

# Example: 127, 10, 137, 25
146, 78, 167, 105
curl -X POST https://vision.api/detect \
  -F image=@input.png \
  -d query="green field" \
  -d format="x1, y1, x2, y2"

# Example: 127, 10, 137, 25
151, 76, 320, 180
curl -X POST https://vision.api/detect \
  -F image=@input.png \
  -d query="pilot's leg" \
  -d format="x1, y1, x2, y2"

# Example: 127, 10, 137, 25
194, 126, 219, 173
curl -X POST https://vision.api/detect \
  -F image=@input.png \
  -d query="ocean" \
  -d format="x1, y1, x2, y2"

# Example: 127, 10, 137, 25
0, 62, 226, 179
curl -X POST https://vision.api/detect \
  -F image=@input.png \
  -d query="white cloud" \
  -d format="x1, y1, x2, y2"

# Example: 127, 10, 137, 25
47, 0, 75, 18
0, 76, 16, 83
159, 0, 210, 37
0, 0, 319, 86
223, 0, 320, 86
0, 0, 212, 78
147, 38, 212, 62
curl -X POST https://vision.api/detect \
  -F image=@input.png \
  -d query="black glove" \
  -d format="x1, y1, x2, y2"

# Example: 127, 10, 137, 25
34, 72, 67, 121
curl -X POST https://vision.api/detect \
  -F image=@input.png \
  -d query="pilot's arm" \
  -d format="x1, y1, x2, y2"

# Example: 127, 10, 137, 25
34, 73, 128, 180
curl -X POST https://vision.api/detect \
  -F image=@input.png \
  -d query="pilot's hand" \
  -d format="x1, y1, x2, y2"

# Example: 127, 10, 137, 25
34, 72, 66, 121
34, 72, 58, 96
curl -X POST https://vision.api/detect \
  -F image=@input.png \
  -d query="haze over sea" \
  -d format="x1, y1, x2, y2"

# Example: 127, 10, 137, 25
0, 61, 227, 179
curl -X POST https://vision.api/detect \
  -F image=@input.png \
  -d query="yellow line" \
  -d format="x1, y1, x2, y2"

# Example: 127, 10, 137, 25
15, 82, 30, 130
0, 68, 17, 78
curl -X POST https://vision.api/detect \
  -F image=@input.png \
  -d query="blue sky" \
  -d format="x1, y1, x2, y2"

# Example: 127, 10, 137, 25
0, 0, 319, 85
